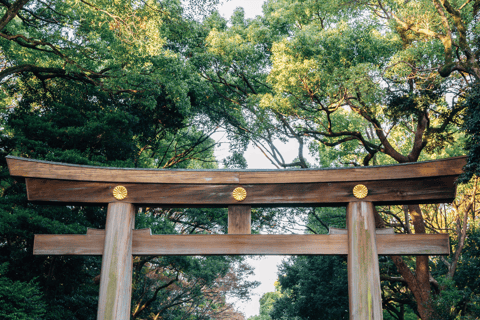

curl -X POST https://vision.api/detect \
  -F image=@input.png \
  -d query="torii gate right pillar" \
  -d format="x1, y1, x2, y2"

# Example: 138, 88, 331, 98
347, 201, 383, 319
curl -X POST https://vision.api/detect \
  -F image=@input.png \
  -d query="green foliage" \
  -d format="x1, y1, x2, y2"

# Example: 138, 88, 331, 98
462, 83, 480, 182
5, 86, 137, 165
0, 2, 251, 316
2, 75, 217, 169
0, 190, 104, 319
0, 263, 46, 319
271, 255, 349, 320
383, 308, 418, 320
263, 208, 348, 320
196, 0, 472, 169
449, 227, 480, 317
0, 0, 202, 110
223, 151, 248, 169
378, 254, 419, 319
431, 277, 466, 320
247, 286, 283, 320
0, 155, 107, 318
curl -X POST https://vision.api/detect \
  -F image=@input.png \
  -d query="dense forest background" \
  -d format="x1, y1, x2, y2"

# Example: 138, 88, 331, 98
1, 0, 480, 319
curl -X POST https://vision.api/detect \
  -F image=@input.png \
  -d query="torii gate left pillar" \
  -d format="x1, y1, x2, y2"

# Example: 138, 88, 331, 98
347, 202, 382, 318
97, 203, 135, 320
6, 156, 466, 320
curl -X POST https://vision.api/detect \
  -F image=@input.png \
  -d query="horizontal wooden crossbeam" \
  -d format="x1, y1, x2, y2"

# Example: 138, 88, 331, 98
6, 156, 466, 206
33, 229, 450, 256
24, 176, 457, 206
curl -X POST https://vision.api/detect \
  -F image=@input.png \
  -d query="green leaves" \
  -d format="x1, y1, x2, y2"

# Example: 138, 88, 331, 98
0, 263, 46, 320
271, 255, 349, 320
462, 83, 480, 181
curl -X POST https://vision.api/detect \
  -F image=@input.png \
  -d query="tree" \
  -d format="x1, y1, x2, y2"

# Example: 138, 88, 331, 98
130, 208, 258, 319
0, 170, 105, 319
193, 1, 479, 318
0, 19, 254, 319
0, 262, 46, 319
0, 0, 186, 100
271, 255, 349, 320
0, 0, 271, 317
462, 83, 480, 180
260, 207, 349, 320
247, 288, 283, 320
0, 91, 252, 319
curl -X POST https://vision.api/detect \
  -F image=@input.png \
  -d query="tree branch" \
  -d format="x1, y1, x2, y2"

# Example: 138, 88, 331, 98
132, 274, 179, 318
0, 0, 29, 31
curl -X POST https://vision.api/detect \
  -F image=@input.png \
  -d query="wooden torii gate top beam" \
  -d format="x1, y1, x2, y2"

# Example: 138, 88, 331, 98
6, 156, 466, 207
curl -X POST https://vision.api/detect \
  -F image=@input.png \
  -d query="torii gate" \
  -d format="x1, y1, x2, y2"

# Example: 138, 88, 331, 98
6, 156, 466, 320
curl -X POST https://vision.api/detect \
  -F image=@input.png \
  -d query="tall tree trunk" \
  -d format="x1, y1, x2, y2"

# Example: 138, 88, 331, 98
371, 110, 433, 318
374, 204, 433, 319
409, 204, 433, 319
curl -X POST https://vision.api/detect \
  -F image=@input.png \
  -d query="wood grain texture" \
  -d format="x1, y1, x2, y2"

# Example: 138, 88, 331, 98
7, 155, 466, 184
34, 231, 449, 256
97, 203, 135, 320
347, 202, 383, 320
34, 228, 106, 255
7, 156, 239, 184
25, 176, 458, 206
228, 205, 251, 234
329, 228, 395, 235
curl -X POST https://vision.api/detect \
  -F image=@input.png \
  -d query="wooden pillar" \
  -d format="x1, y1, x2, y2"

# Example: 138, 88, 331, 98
347, 201, 383, 320
97, 202, 135, 320
228, 205, 251, 234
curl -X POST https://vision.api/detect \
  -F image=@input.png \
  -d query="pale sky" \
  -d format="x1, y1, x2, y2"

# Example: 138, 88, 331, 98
219, 0, 266, 20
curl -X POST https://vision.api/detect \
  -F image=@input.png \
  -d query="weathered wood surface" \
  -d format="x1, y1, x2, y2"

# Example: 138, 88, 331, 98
7, 155, 466, 184
347, 202, 383, 320
25, 175, 458, 206
329, 227, 395, 235
97, 203, 135, 320
228, 205, 251, 234
34, 230, 450, 256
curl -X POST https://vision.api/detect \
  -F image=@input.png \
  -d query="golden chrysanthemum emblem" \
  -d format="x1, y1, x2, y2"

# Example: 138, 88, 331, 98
113, 186, 128, 200
232, 187, 247, 202
353, 184, 368, 199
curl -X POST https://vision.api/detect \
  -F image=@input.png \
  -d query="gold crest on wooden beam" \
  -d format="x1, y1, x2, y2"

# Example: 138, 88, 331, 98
353, 184, 368, 199
113, 186, 128, 200
232, 187, 247, 201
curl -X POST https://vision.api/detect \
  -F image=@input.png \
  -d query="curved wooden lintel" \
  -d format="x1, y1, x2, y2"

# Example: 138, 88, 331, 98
7, 156, 466, 206
6, 156, 466, 184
